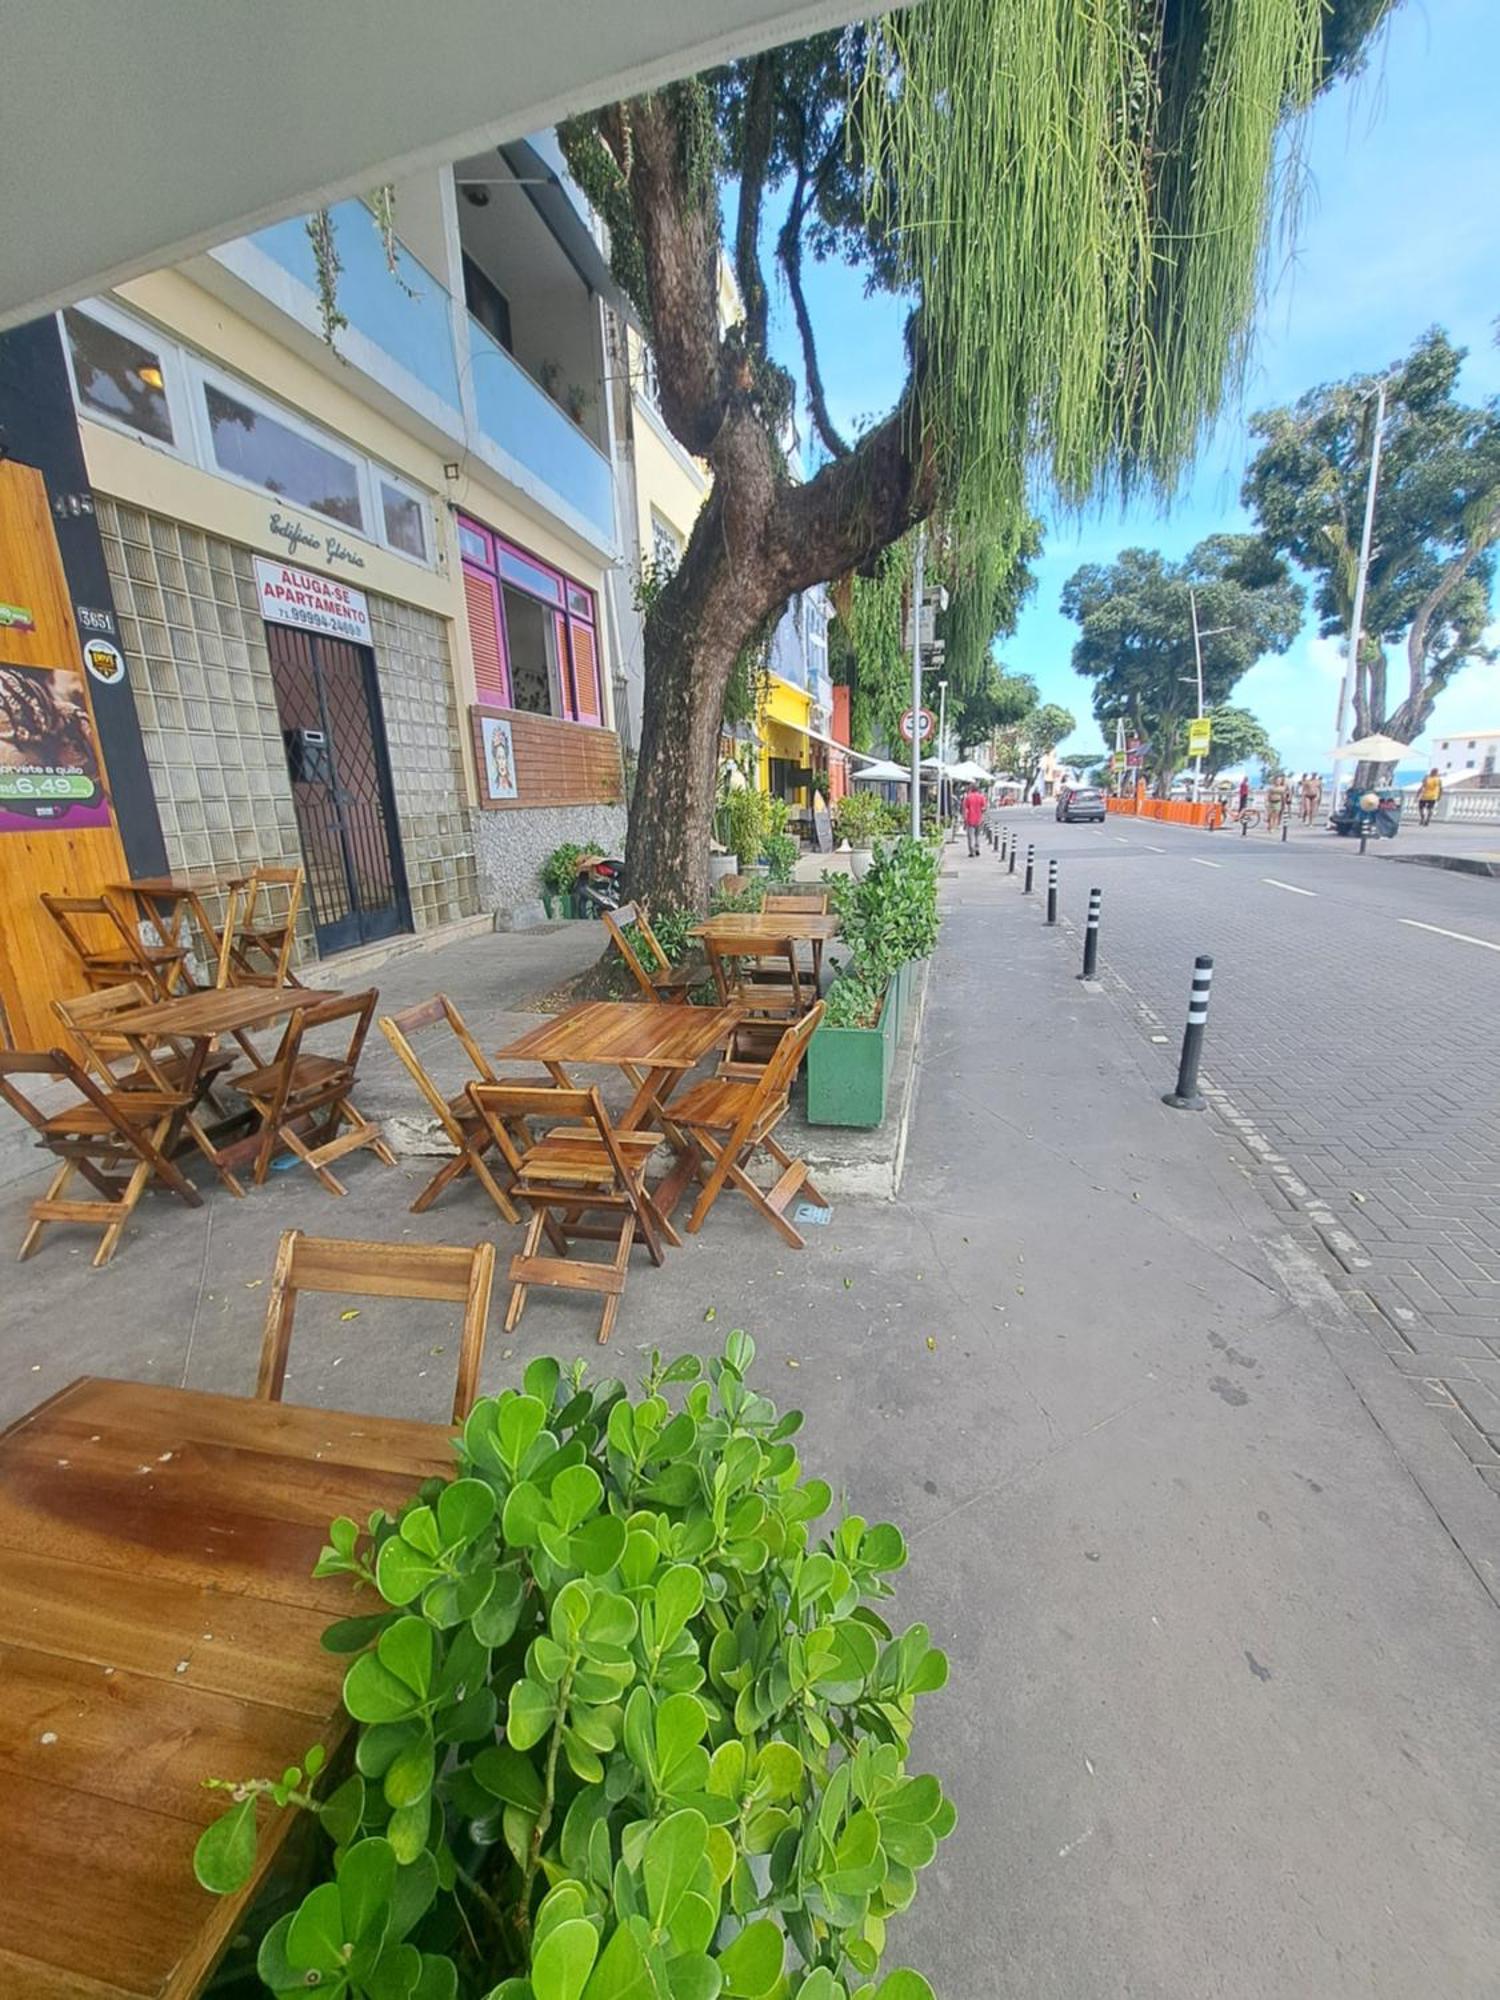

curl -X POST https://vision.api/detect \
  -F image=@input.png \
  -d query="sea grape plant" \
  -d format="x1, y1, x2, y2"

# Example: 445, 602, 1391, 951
194, 1334, 954, 1999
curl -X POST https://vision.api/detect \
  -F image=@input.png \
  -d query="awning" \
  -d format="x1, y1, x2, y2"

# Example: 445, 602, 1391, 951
498, 137, 645, 332
850, 758, 912, 783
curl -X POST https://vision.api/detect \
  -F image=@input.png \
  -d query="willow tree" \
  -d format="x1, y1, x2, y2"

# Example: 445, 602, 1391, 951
563, 0, 1391, 911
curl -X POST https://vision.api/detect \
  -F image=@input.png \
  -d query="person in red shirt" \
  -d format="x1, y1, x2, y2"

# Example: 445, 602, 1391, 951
961, 784, 988, 856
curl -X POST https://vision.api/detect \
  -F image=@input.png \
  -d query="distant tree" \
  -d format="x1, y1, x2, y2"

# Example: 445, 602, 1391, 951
952, 667, 1036, 753
1061, 536, 1303, 791
990, 698, 1077, 793
1198, 704, 1278, 781
1243, 328, 1500, 749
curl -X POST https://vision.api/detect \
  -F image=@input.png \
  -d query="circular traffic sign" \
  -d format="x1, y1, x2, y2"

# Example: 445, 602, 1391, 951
899, 706, 936, 744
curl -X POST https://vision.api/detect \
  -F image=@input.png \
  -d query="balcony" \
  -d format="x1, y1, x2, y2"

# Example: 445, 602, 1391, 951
210, 195, 616, 555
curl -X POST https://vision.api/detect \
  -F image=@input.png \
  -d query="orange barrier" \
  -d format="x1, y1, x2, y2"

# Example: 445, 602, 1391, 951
1106, 795, 1218, 828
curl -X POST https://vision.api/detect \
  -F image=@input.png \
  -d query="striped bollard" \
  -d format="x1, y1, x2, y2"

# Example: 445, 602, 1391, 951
1045, 858, 1058, 925
1023, 844, 1035, 894
1078, 886, 1102, 979
1008, 834, 1017, 875
1162, 954, 1214, 1111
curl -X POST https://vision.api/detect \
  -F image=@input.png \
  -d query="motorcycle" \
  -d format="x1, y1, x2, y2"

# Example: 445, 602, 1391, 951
573, 853, 624, 917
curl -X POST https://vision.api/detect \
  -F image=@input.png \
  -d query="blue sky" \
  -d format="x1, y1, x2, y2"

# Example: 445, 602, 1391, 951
767, 0, 1500, 771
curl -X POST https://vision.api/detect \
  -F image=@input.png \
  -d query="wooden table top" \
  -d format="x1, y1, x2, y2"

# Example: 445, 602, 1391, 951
109, 986, 336, 1040
112, 874, 230, 900
0, 1377, 453, 1999
494, 999, 740, 1069
690, 912, 840, 944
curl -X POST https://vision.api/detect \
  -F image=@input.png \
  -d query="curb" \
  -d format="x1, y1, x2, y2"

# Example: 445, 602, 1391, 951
1381, 851, 1500, 879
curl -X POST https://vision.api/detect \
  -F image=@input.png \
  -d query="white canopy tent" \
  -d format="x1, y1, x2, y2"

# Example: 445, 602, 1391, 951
850, 758, 912, 783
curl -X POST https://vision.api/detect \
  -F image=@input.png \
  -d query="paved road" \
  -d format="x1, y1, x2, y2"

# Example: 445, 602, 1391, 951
991, 806, 1500, 1501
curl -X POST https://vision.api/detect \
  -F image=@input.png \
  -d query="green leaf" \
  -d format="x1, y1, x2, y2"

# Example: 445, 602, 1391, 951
498, 1393, 549, 1471
884, 1775, 942, 1824
660, 1355, 702, 1385
474, 1743, 546, 1813
320, 1772, 367, 1847
723, 1330, 755, 1375
552, 1577, 592, 1644
586, 1590, 638, 1648
389, 1851, 440, 1941
655, 1694, 708, 1793
337, 1837, 396, 1948
706, 1741, 745, 1801
532, 1918, 600, 2000
286, 1880, 347, 1973
504, 1480, 548, 1548
754, 1742, 802, 1803
402, 1505, 442, 1557
387, 1795, 431, 1865
571, 1514, 628, 1576
438, 1477, 497, 1547
345, 1652, 423, 1725
378, 1616, 436, 1698
413, 1955, 460, 2000
535, 1881, 590, 1948
193, 1797, 258, 1894
791, 1975, 845, 2000
322, 1612, 392, 1653
860, 1523, 907, 1571
377, 1534, 443, 1607
581, 1917, 653, 2000
472, 1566, 525, 1647
717, 1919, 783, 1998
256, 1913, 298, 1992
666, 1954, 721, 2000
563, 1726, 606, 1783
643, 1809, 708, 1931
524, 1357, 562, 1409
552, 1463, 605, 1532
871, 1977, 934, 2000
508, 1676, 555, 1752
653, 1566, 703, 1651
384, 1731, 436, 1809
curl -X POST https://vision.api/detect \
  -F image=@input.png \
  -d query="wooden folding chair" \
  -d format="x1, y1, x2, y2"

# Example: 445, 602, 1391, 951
603, 901, 704, 1005
216, 866, 305, 988
704, 935, 806, 1022
54, 982, 243, 1195
41, 891, 188, 999
256, 1229, 496, 1422
468, 1082, 679, 1344
763, 890, 829, 988
0, 1047, 205, 1266
378, 994, 520, 1221
230, 989, 396, 1193
670, 1001, 826, 1248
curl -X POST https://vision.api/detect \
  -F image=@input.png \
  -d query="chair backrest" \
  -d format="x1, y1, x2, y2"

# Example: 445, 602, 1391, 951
704, 935, 802, 1011
468, 1081, 633, 1189
268, 988, 379, 1088
53, 979, 162, 1084
758, 998, 825, 1104
219, 865, 304, 986
602, 900, 664, 1001
40, 892, 140, 972
0, 1047, 99, 1133
257, 1229, 495, 1422
763, 891, 829, 915
379, 994, 494, 1134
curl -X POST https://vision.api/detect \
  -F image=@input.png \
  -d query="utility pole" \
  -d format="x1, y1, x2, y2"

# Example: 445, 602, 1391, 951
1188, 588, 1206, 802
909, 527, 925, 840
937, 677, 948, 823
1332, 379, 1388, 802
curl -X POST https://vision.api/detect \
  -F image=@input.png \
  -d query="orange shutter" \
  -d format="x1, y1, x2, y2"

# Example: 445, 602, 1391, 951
463, 563, 506, 704
569, 618, 601, 725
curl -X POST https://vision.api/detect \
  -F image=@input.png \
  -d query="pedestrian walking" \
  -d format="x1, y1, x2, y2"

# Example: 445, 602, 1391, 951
1237, 775, 1251, 816
1266, 773, 1289, 830
962, 784, 987, 856
1298, 773, 1315, 824
1417, 768, 1443, 827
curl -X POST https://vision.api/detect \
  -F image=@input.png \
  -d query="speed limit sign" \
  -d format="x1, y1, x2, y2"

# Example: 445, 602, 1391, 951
899, 706, 935, 744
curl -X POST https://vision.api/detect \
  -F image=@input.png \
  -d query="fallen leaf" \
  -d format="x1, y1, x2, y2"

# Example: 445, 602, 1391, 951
244, 1279, 263, 1290
429, 1346, 445, 1356
843, 1277, 852, 1289
925, 1337, 936, 1352
339, 1310, 360, 1322
704, 1306, 717, 1323
1350, 1191, 1366, 1205
786, 1358, 800, 1369
1016, 1284, 1025, 1296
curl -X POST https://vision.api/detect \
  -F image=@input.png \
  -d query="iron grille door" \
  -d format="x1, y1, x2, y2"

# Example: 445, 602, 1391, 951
266, 624, 411, 954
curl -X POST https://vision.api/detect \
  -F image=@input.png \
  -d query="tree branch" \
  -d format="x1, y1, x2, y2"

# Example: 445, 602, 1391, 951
765, 385, 935, 598
1404, 496, 1500, 714
619, 93, 726, 455
734, 56, 777, 352
777, 162, 848, 460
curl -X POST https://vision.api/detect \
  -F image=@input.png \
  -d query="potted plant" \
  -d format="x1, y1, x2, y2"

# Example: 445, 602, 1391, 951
832, 792, 885, 879
539, 842, 602, 918
192, 1335, 955, 2000
725, 786, 769, 875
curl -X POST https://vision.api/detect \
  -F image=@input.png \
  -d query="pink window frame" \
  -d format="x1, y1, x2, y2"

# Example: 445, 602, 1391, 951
458, 516, 602, 726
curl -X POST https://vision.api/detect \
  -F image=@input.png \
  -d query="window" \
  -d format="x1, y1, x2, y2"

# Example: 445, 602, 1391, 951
639, 343, 662, 413
459, 514, 602, 726
463, 253, 513, 353
202, 379, 365, 531
651, 513, 683, 575
501, 587, 561, 715
380, 478, 427, 560
62, 304, 178, 447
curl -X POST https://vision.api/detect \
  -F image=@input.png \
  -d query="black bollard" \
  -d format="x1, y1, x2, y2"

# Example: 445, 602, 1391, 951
1281, 818, 1288, 844
1162, 955, 1214, 1111
1023, 844, 1035, 893
1046, 858, 1058, 924
1008, 835, 1017, 876
1079, 886, 1102, 979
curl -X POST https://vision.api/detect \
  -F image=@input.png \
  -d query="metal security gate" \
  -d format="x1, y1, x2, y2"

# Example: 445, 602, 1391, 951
265, 624, 411, 954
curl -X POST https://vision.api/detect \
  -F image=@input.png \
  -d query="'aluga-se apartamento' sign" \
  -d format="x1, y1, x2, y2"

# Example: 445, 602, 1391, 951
254, 557, 371, 645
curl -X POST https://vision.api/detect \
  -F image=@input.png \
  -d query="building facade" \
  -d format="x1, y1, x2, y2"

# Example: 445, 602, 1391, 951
1429, 730, 1500, 785
44, 140, 634, 969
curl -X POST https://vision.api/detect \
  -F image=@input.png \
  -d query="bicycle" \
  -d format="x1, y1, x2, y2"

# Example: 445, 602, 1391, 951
1227, 806, 1262, 835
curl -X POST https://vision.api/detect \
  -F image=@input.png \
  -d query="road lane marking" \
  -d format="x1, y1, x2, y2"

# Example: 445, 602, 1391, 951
1143, 843, 1166, 852
1399, 918, 1500, 953
1262, 878, 1316, 896
1191, 858, 1222, 869
1113, 835, 1130, 844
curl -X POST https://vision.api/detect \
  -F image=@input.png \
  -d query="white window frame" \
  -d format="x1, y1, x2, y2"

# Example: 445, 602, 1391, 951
374, 465, 432, 565
185, 354, 374, 541
58, 296, 193, 462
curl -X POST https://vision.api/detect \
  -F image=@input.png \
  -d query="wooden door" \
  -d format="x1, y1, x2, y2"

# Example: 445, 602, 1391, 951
0, 461, 127, 1048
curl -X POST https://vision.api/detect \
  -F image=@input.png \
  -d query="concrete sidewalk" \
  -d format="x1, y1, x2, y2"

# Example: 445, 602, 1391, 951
2, 863, 1497, 1994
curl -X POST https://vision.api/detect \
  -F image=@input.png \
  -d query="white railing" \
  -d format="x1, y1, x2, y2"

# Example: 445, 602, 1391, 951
1401, 787, 1500, 822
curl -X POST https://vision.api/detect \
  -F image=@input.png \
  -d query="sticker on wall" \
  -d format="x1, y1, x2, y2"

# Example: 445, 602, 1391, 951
480, 714, 519, 801
82, 638, 126, 686
0, 661, 111, 831
0, 601, 36, 634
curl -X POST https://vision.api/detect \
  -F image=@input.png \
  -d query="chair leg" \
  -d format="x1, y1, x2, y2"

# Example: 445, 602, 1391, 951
278, 1118, 348, 1196
467, 1145, 521, 1225
410, 1149, 469, 1214
505, 1208, 547, 1332
597, 1214, 636, 1344
685, 1131, 741, 1235
183, 1114, 244, 1197
764, 1131, 824, 1209
94, 1156, 154, 1267
20, 1158, 74, 1260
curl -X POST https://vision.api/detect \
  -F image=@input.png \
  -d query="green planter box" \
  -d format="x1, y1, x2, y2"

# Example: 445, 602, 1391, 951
806, 978, 899, 1128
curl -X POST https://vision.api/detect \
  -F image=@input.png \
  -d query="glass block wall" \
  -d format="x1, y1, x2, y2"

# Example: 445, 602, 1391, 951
96, 499, 478, 957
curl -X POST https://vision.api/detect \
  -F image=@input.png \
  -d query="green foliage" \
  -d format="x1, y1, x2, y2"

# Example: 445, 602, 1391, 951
760, 832, 800, 886
822, 974, 887, 1031
541, 844, 604, 899
193, 1339, 954, 1999
710, 882, 768, 916
949, 669, 1036, 757
725, 788, 771, 871
834, 840, 940, 986
1242, 326, 1500, 741
988, 699, 1076, 793
1197, 705, 1278, 780
831, 793, 887, 848
844, 546, 913, 753
1062, 535, 1303, 788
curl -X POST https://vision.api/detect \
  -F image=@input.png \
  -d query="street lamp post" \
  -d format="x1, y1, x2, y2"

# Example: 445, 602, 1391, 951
937, 678, 948, 823
1332, 379, 1388, 811
909, 528, 925, 841
1181, 596, 1232, 801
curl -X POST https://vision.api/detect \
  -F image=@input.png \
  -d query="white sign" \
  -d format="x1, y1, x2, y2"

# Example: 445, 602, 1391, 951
254, 558, 371, 644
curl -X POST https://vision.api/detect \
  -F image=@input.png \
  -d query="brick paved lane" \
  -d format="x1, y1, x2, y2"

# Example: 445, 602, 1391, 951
991, 808, 1500, 1494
